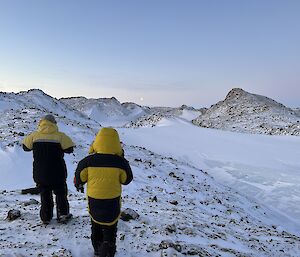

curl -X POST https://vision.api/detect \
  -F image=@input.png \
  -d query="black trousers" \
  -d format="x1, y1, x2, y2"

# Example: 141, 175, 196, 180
39, 183, 69, 222
91, 220, 118, 257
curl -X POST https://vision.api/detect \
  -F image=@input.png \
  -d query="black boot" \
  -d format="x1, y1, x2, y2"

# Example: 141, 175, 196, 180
94, 246, 100, 257
98, 239, 116, 256
54, 183, 70, 219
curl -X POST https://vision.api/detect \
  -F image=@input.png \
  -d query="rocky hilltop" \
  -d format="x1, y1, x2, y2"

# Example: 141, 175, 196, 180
192, 88, 300, 136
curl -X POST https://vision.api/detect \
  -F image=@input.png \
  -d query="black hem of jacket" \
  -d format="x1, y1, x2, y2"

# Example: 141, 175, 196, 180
88, 196, 120, 224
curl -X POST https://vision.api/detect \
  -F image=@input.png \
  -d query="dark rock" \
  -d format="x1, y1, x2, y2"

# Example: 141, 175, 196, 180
168, 172, 183, 181
169, 200, 178, 205
23, 199, 39, 206
120, 208, 139, 221
7, 209, 21, 221
151, 196, 158, 202
169, 172, 176, 177
166, 224, 177, 233
159, 240, 182, 252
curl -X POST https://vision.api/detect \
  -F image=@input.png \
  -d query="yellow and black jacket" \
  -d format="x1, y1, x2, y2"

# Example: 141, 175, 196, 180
23, 119, 74, 186
74, 128, 133, 226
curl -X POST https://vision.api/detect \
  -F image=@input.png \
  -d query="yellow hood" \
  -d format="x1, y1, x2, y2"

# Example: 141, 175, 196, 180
37, 119, 58, 134
89, 127, 123, 156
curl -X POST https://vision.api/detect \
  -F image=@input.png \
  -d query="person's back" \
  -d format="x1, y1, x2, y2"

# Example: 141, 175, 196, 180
74, 127, 133, 257
23, 114, 74, 224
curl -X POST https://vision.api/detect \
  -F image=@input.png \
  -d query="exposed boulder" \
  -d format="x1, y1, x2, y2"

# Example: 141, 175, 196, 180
6, 209, 21, 221
120, 208, 140, 221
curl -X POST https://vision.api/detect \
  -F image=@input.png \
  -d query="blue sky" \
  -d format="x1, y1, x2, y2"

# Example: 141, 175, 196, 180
0, 0, 299, 107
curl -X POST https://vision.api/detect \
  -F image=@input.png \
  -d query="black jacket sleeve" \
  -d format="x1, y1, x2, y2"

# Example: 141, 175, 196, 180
122, 159, 133, 185
74, 156, 89, 187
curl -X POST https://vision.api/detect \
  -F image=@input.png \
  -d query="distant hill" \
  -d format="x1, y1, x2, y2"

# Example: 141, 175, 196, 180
124, 105, 204, 128
0, 89, 99, 150
192, 88, 300, 136
61, 97, 203, 128
60, 96, 150, 127
1, 88, 299, 137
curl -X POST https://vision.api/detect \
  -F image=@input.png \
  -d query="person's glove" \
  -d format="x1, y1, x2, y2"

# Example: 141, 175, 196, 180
74, 177, 84, 193
77, 184, 84, 193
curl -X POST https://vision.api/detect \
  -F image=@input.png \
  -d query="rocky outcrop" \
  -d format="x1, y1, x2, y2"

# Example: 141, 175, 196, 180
192, 88, 300, 136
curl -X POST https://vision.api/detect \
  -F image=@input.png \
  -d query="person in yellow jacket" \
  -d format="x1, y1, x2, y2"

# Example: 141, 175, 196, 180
23, 114, 74, 224
74, 127, 133, 257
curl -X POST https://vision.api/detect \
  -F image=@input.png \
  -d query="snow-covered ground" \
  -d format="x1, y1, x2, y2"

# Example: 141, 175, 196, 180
121, 118, 300, 230
1, 144, 300, 257
1, 89, 300, 256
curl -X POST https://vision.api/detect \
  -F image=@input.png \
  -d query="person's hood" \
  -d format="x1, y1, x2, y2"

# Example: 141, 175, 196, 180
37, 119, 58, 134
90, 127, 123, 156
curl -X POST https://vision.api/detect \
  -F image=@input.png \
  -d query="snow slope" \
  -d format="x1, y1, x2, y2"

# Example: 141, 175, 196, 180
192, 88, 300, 136
121, 118, 300, 230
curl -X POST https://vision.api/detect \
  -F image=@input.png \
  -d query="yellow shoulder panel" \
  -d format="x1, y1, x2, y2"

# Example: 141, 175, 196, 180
59, 132, 74, 150
23, 132, 36, 150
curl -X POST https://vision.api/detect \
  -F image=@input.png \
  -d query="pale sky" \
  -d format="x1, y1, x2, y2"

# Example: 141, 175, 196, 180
0, 0, 299, 107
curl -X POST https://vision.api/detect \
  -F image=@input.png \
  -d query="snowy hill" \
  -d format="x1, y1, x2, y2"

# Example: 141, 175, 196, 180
61, 96, 204, 128
0, 89, 100, 153
124, 105, 204, 128
60, 96, 150, 127
192, 88, 300, 136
